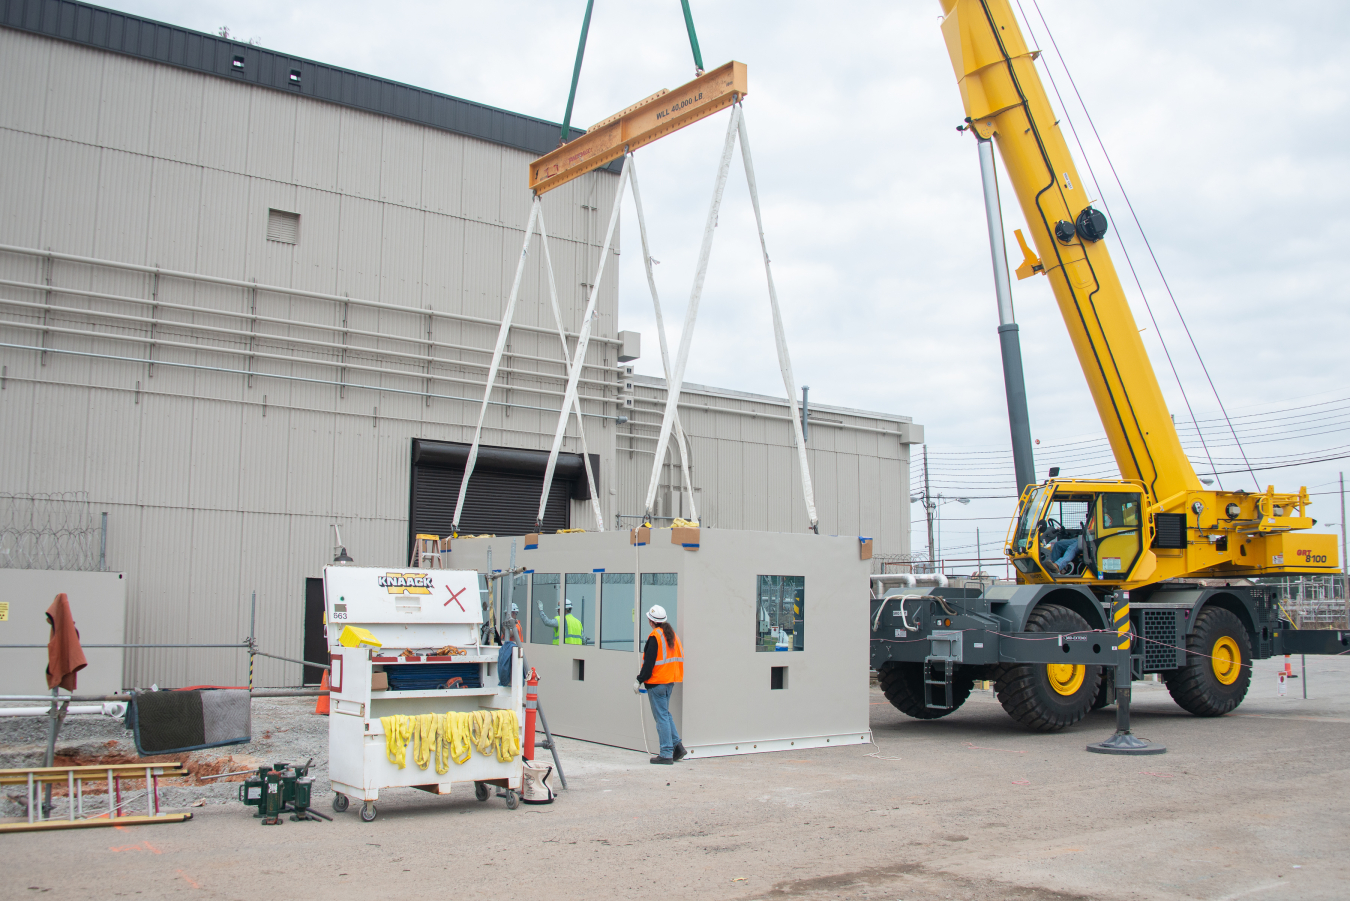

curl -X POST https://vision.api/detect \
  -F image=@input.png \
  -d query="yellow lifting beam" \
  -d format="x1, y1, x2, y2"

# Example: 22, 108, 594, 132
529, 61, 747, 195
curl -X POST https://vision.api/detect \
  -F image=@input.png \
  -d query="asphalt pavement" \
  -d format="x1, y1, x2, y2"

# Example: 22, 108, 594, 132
4, 655, 1347, 901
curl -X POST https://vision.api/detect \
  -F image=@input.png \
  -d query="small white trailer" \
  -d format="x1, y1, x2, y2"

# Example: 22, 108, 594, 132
323, 564, 523, 821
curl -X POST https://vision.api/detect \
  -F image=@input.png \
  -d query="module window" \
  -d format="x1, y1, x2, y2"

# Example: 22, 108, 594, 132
756, 575, 804, 652
600, 573, 636, 651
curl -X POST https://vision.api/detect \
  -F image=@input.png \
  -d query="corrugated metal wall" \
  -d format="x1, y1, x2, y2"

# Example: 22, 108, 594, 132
0, 29, 621, 687
616, 377, 919, 551
0, 27, 920, 688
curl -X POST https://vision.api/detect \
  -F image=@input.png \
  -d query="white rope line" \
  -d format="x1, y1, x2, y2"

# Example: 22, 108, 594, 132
643, 102, 743, 519
737, 109, 818, 531
538, 155, 632, 528
537, 209, 605, 531
452, 197, 541, 532
627, 153, 698, 524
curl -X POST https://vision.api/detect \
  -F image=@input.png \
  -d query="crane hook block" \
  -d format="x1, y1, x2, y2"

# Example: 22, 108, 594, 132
1013, 229, 1043, 280
1075, 207, 1109, 243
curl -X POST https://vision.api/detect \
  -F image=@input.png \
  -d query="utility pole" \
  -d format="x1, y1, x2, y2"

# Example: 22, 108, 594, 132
923, 446, 935, 572
1341, 472, 1347, 622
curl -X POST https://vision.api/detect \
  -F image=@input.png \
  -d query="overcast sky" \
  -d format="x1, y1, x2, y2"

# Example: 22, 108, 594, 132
112, 1, 1350, 564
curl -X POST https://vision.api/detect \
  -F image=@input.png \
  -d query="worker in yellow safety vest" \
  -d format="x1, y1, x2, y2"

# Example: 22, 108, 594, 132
537, 598, 584, 645
636, 605, 685, 764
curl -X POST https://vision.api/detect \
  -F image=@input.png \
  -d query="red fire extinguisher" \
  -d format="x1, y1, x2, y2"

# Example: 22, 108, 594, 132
524, 667, 539, 761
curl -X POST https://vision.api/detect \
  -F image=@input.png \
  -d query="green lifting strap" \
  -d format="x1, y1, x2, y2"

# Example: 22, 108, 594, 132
680, 0, 705, 74
558, 0, 707, 147
559, 0, 596, 146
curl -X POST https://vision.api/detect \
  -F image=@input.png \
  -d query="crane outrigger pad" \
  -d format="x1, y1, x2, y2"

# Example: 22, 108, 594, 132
529, 61, 747, 195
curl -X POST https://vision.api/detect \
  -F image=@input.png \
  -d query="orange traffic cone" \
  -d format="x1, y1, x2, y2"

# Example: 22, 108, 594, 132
314, 669, 330, 715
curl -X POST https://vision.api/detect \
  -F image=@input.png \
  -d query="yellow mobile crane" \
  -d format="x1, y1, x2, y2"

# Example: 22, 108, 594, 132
871, 0, 1348, 734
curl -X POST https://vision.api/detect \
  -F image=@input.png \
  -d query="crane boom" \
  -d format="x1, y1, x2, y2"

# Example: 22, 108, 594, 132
942, 0, 1195, 501
937, 0, 1338, 587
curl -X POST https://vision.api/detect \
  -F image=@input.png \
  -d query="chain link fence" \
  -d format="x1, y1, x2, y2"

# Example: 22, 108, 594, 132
1261, 575, 1349, 629
0, 492, 103, 571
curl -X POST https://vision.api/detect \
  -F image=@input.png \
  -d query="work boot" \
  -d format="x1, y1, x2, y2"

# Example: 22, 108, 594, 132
673, 743, 687, 761
1045, 560, 1060, 574
649, 756, 674, 765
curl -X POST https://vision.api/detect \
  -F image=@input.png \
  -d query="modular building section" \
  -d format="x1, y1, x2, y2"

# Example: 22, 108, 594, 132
452, 529, 873, 757
323, 566, 523, 811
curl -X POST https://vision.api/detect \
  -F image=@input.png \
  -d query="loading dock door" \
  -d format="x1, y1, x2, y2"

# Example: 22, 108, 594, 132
409, 439, 599, 552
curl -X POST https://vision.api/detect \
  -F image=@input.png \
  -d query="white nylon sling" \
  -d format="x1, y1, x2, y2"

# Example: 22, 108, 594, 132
641, 103, 742, 520
536, 155, 632, 528
451, 197, 541, 533
627, 153, 698, 524
536, 209, 605, 531
738, 110, 818, 531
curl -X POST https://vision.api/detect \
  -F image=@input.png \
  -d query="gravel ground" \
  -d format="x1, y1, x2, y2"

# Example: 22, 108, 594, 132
0, 697, 328, 817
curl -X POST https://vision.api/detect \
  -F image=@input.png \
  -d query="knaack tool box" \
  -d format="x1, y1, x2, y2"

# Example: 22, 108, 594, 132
324, 565, 523, 821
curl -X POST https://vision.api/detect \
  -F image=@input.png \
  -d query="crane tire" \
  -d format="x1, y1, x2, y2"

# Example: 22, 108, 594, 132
992, 603, 1102, 732
1164, 606, 1251, 717
877, 661, 973, 719
1090, 675, 1114, 710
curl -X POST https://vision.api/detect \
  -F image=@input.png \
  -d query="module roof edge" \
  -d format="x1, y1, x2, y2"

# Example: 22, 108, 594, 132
630, 373, 914, 425
0, 0, 621, 169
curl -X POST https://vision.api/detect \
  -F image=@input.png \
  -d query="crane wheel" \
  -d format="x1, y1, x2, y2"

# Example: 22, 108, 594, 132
992, 603, 1102, 732
1090, 674, 1114, 710
877, 661, 974, 719
1164, 606, 1251, 716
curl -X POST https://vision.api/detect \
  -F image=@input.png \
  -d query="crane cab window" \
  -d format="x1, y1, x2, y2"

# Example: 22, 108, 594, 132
1012, 485, 1053, 554
1036, 495, 1093, 578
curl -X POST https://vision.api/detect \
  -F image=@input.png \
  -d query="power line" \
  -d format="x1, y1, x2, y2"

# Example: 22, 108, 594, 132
1022, 0, 1258, 489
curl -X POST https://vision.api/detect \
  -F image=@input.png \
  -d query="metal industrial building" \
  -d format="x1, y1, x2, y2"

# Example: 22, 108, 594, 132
0, 0, 921, 688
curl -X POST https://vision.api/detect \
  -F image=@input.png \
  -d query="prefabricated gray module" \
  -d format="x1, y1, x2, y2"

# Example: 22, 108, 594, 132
453, 527, 873, 758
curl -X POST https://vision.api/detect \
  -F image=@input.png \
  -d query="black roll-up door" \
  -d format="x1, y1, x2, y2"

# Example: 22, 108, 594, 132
303, 578, 326, 685
409, 440, 585, 552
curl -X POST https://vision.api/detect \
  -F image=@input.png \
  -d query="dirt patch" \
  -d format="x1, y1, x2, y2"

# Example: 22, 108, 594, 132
758, 862, 1095, 901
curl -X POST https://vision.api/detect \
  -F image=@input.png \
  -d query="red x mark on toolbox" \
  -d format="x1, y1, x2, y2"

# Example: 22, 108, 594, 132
444, 586, 467, 610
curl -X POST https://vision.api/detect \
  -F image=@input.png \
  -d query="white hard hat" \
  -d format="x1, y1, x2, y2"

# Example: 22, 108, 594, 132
564, 599, 574, 610
510, 603, 519, 614
646, 605, 667, 624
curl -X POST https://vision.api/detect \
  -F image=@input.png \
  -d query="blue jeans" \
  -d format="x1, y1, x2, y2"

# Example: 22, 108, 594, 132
1050, 537, 1079, 571
646, 682, 681, 758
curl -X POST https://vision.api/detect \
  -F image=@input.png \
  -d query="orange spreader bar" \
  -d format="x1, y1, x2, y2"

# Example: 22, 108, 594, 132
529, 61, 747, 195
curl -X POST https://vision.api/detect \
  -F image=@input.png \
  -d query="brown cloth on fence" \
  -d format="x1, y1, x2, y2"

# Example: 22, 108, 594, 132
45, 593, 87, 691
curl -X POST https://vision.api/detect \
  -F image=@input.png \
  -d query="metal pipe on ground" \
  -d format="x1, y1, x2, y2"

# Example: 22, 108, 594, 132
0, 690, 325, 703
0, 702, 126, 718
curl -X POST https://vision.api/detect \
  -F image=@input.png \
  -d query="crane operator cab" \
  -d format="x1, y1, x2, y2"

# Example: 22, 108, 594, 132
1007, 481, 1151, 585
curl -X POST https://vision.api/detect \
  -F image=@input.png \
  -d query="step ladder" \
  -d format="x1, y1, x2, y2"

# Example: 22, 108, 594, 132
410, 534, 451, 569
0, 762, 192, 832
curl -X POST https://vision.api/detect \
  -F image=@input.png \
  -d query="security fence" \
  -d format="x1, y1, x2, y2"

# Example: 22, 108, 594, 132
0, 492, 105, 571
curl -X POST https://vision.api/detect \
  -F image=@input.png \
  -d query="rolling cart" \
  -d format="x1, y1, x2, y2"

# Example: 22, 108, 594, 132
323, 565, 523, 820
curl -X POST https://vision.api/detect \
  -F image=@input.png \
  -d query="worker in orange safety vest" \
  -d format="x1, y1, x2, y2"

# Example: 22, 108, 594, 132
636, 605, 685, 764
